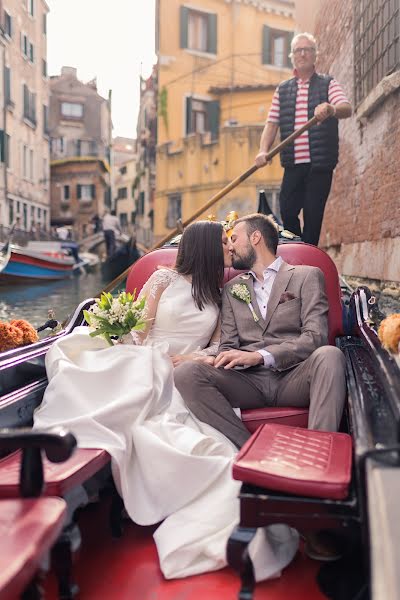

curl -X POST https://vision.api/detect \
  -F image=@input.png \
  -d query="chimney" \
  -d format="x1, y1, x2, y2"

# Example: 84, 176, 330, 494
61, 66, 77, 78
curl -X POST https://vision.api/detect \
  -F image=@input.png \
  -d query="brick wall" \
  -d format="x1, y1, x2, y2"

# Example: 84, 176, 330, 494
314, 0, 400, 282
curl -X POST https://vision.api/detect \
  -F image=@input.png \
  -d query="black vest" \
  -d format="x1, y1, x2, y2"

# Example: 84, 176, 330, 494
278, 73, 339, 170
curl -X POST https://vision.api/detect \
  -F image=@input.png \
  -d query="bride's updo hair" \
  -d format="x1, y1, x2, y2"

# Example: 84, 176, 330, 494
175, 220, 224, 310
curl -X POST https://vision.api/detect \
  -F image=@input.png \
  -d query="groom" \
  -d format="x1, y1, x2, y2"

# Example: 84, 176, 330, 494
174, 213, 346, 449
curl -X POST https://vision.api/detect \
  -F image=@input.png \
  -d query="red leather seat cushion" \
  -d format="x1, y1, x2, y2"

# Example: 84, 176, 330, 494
0, 497, 66, 600
242, 407, 309, 432
233, 424, 352, 500
0, 449, 110, 498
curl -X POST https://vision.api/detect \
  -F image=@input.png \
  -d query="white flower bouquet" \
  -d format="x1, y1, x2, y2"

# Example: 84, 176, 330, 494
83, 291, 147, 346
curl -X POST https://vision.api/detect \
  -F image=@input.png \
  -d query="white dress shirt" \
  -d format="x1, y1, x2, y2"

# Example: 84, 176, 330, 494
250, 255, 283, 368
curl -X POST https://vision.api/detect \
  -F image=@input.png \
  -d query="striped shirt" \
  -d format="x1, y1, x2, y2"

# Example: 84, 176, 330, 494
267, 75, 349, 164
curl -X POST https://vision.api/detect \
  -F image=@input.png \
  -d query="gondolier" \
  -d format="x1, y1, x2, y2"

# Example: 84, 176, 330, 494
255, 32, 352, 246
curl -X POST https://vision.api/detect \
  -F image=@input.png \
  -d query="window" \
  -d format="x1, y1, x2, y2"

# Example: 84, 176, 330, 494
21, 33, 28, 57
117, 187, 128, 199
120, 213, 128, 227
77, 184, 95, 201
8, 199, 14, 225
28, 0, 34, 17
186, 97, 220, 139
354, 0, 400, 105
43, 13, 47, 34
180, 7, 217, 54
4, 11, 12, 37
23, 145, 28, 178
61, 102, 83, 118
5, 134, 11, 168
262, 26, 293, 68
166, 193, 182, 229
42, 158, 48, 187
29, 42, 34, 63
138, 191, 145, 216
4, 67, 11, 104
63, 185, 70, 201
23, 204, 28, 229
43, 105, 49, 135
29, 149, 34, 180
120, 165, 127, 175
42, 59, 47, 78
23, 84, 36, 125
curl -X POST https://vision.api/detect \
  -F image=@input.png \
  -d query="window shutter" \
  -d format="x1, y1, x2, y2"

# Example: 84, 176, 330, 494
4, 68, 11, 103
76, 140, 81, 156
262, 25, 271, 64
0, 130, 4, 163
77, 184, 81, 199
180, 6, 189, 49
23, 84, 28, 117
186, 96, 193, 135
207, 14, 217, 54
91, 184, 96, 199
207, 100, 220, 140
286, 32, 294, 68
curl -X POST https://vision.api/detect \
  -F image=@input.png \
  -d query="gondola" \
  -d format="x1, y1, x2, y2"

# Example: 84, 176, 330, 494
1, 120, 399, 599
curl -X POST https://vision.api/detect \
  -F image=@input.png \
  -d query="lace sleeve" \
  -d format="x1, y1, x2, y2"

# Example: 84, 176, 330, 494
135, 269, 178, 342
193, 341, 220, 356
192, 314, 221, 357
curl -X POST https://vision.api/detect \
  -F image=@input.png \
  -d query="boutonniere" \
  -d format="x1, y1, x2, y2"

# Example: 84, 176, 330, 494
230, 284, 259, 322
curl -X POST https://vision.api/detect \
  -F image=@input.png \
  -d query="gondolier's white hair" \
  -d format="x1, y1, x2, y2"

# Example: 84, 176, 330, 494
290, 32, 318, 54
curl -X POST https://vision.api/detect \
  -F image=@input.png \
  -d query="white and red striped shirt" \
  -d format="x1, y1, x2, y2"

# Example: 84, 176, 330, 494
267, 74, 349, 164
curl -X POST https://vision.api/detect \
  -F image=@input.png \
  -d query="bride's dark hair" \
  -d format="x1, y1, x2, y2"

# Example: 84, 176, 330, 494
174, 220, 224, 310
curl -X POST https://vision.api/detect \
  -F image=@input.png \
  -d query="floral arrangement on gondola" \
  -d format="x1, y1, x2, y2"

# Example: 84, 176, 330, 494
378, 313, 400, 367
83, 291, 147, 346
0, 319, 39, 353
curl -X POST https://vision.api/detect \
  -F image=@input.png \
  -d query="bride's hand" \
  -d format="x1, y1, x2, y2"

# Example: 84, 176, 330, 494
171, 354, 215, 367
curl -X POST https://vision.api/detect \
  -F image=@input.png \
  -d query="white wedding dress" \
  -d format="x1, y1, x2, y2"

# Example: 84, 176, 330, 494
34, 269, 298, 580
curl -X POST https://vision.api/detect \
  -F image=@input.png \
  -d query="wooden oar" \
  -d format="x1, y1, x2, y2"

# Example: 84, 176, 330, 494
102, 116, 319, 294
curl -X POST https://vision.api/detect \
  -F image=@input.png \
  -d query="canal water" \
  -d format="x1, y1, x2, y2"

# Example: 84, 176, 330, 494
0, 268, 122, 329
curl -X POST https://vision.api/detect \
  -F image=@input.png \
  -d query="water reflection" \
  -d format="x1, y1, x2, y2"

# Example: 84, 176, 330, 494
0, 269, 124, 328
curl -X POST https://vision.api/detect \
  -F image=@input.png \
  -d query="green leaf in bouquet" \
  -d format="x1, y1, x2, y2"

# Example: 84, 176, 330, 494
83, 309, 93, 326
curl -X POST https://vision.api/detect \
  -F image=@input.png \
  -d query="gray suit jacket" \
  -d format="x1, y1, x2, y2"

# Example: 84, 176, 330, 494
219, 261, 329, 372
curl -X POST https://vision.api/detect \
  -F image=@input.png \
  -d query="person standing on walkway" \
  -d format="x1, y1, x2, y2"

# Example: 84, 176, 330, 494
255, 33, 352, 246
102, 209, 121, 258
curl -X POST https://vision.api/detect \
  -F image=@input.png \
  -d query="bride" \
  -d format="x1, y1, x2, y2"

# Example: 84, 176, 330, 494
34, 220, 298, 581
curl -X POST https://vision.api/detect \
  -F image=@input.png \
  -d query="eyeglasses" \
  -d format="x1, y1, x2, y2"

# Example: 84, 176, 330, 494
292, 47, 316, 55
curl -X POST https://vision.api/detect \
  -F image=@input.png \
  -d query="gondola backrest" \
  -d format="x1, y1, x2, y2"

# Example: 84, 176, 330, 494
126, 242, 343, 345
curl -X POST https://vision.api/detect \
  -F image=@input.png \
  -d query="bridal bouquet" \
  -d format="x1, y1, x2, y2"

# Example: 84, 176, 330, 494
83, 291, 147, 346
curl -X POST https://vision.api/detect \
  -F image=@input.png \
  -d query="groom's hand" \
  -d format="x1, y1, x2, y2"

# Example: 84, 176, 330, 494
214, 350, 263, 370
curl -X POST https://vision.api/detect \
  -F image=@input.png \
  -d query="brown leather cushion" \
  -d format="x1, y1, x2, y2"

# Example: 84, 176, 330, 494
0, 449, 110, 498
233, 424, 352, 500
242, 407, 309, 432
0, 497, 66, 599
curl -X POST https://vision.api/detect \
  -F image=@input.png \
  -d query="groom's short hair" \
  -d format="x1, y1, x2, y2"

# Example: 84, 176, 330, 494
235, 213, 279, 254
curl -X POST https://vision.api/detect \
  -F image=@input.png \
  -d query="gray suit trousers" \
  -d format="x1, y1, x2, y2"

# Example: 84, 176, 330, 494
174, 346, 346, 449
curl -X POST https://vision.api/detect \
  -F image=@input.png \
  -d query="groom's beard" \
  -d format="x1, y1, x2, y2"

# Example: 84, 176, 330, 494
231, 245, 256, 270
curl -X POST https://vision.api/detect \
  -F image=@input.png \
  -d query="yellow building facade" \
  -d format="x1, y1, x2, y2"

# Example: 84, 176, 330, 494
154, 0, 295, 239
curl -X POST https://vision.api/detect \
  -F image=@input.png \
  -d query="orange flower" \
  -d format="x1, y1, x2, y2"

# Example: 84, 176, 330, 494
10, 319, 39, 345
0, 319, 39, 352
378, 313, 400, 353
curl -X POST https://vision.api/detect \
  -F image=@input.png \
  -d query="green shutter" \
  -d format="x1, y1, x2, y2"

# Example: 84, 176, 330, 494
262, 25, 271, 65
286, 32, 294, 68
0, 130, 4, 163
77, 184, 82, 199
186, 97, 193, 135
23, 84, 28, 118
4, 68, 11, 103
207, 101, 220, 140
180, 6, 189, 49
207, 14, 217, 54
